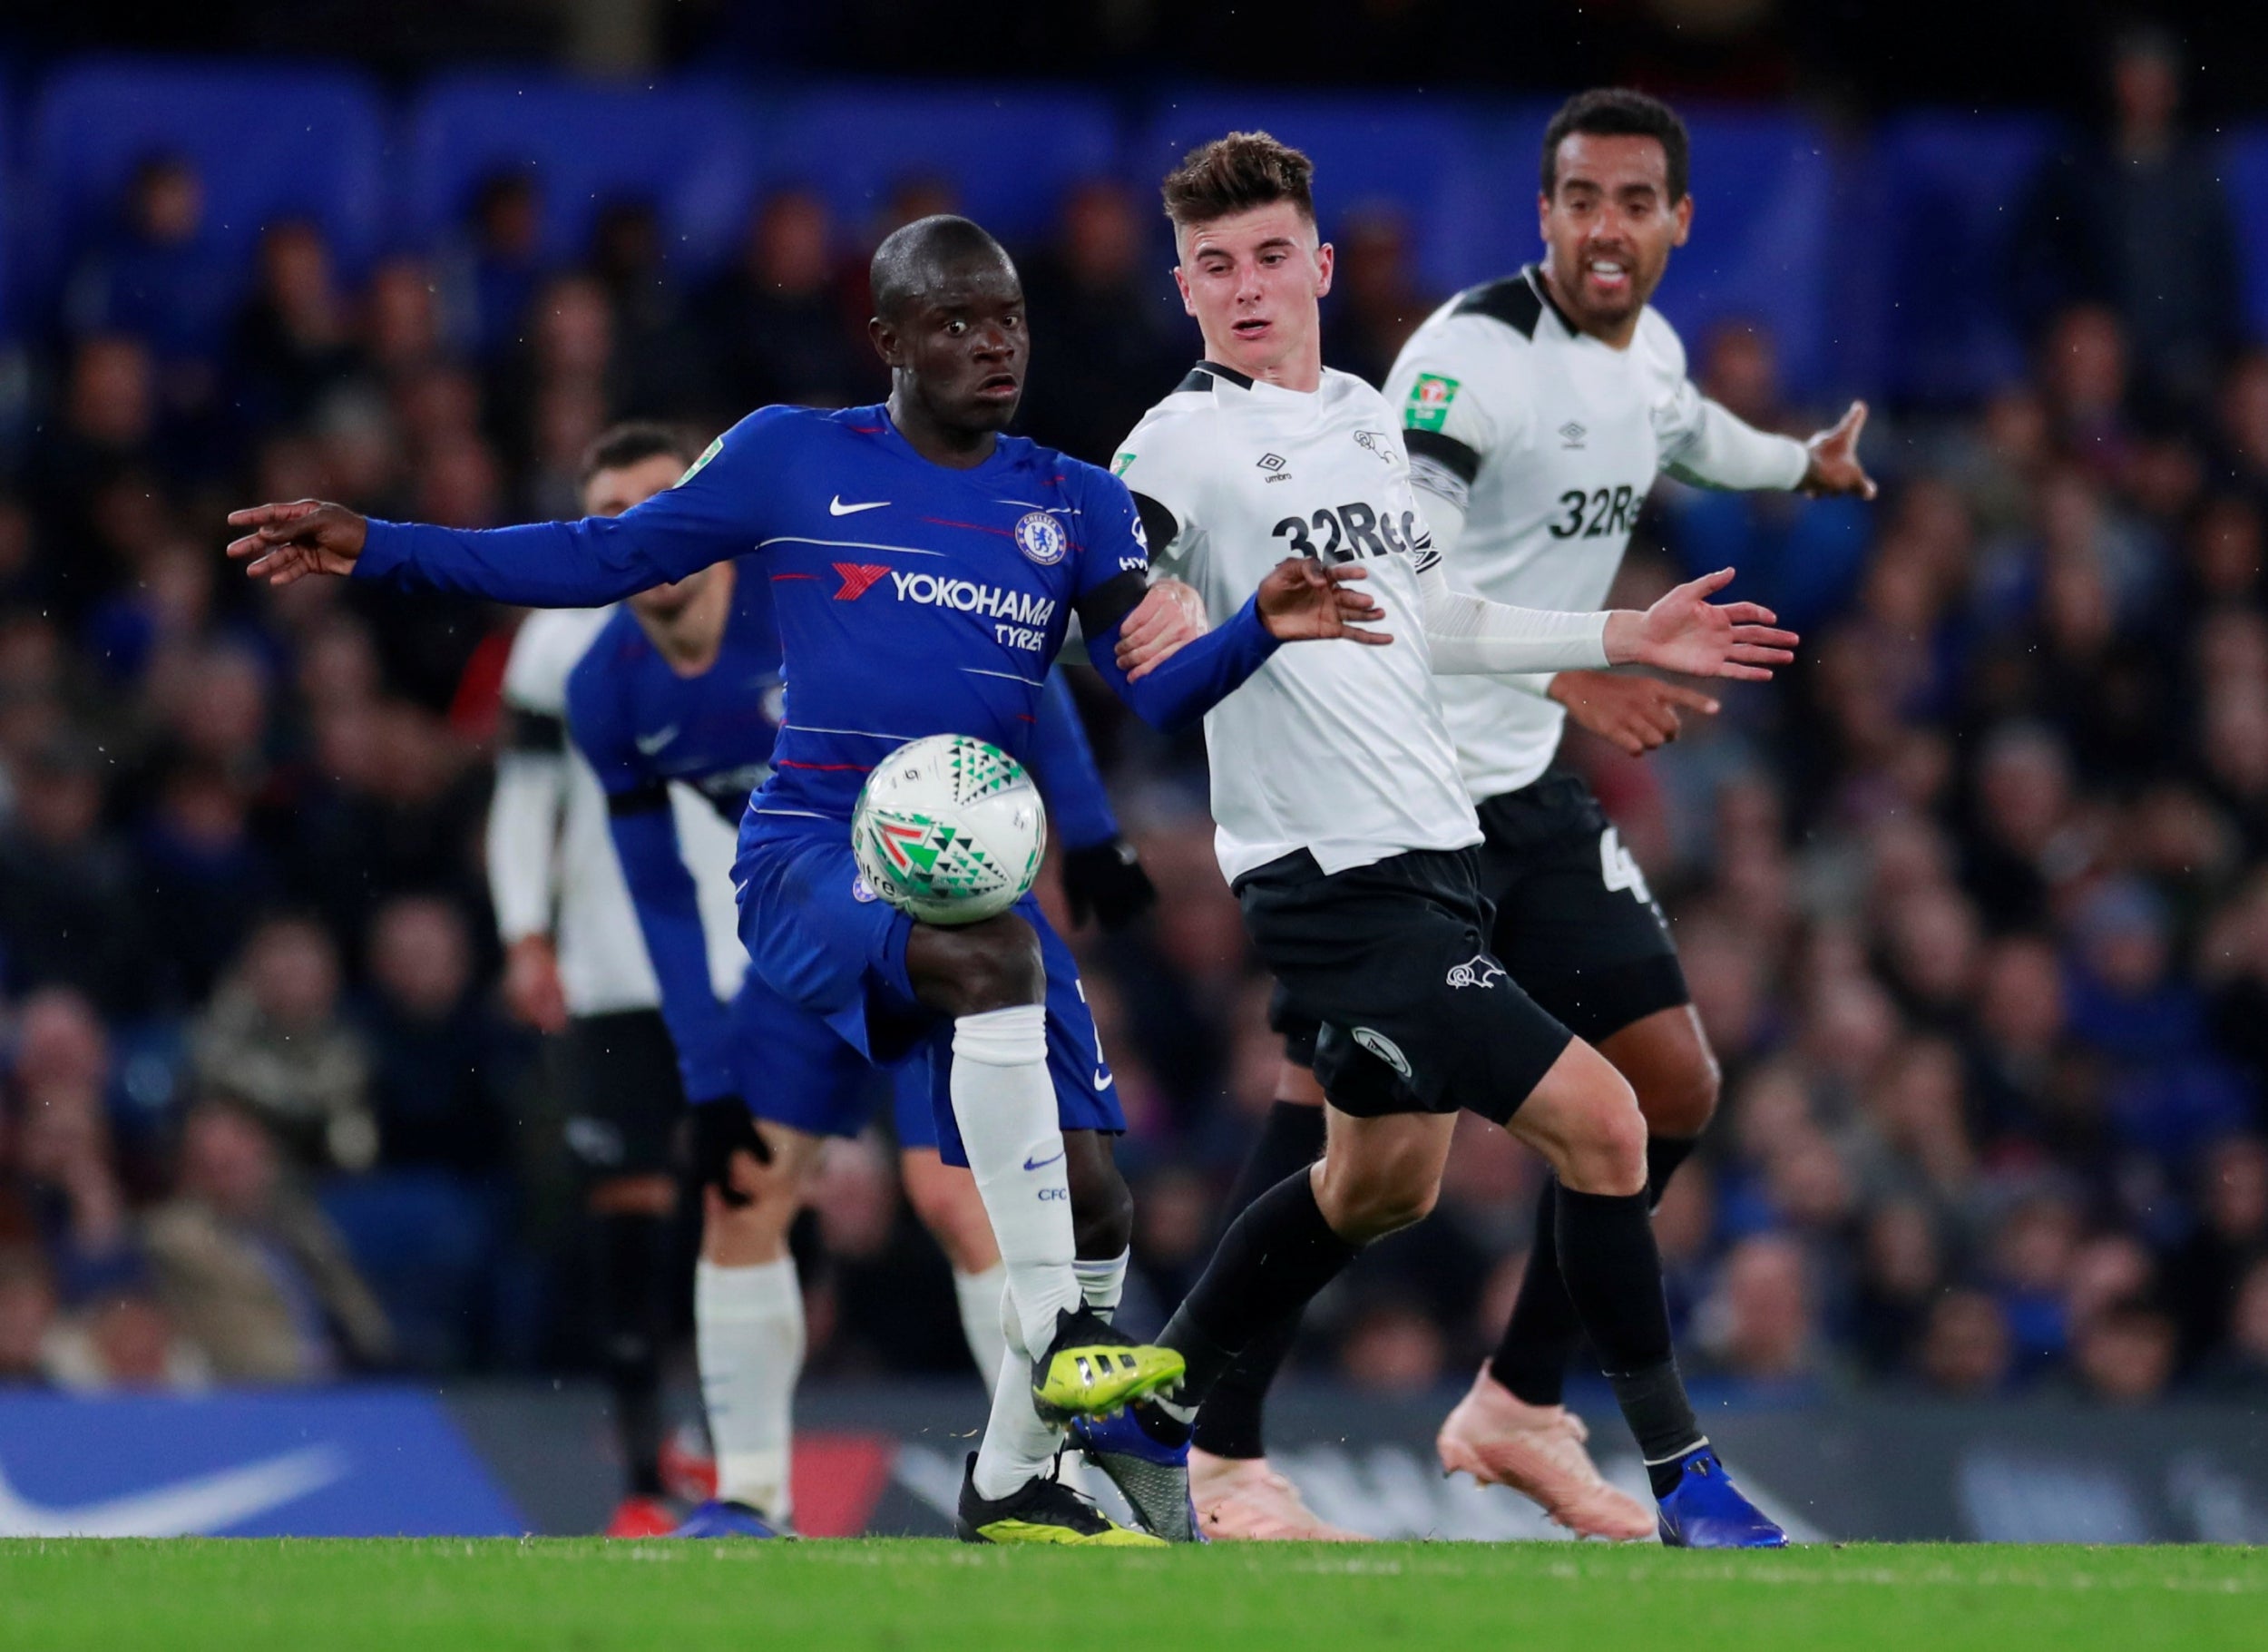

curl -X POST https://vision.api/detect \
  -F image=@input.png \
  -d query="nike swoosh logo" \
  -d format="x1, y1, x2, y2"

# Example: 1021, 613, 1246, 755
634, 726, 679, 755
1022, 1149, 1065, 1171
1094, 1068, 1114, 1091
829, 497, 890, 516
0, 1444, 350, 1536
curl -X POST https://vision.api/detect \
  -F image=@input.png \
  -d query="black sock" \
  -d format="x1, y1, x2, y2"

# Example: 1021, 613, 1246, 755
1551, 1185, 1704, 1496
1488, 1135, 1699, 1406
598, 1212, 669, 1498
1161, 1169, 1359, 1413
1188, 1101, 1327, 1460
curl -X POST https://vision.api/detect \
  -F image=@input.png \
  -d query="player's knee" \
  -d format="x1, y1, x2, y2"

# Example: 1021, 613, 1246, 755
1559, 1076, 1648, 1197
1641, 1048, 1720, 1140
922, 913, 1046, 1016
1317, 1161, 1438, 1243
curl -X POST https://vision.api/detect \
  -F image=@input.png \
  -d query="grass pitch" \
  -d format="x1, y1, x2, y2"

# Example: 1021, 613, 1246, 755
2, 1538, 2261, 1650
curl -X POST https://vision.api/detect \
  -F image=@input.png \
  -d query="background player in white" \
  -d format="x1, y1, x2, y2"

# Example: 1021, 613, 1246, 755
1074, 132, 1797, 1548
486, 423, 749, 1537
1189, 92, 1879, 1540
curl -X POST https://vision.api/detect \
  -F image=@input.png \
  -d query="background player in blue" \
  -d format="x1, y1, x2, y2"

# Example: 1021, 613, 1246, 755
228, 213, 1389, 1543
569, 505, 1165, 1538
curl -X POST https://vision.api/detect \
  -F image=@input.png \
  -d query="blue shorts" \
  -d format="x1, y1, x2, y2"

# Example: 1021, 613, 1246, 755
728, 964, 939, 1149
735, 822, 1124, 1168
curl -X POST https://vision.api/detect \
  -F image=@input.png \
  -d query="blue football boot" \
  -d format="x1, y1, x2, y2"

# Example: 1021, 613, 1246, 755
1070, 1403, 1204, 1542
1655, 1449, 1787, 1548
671, 1498, 785, 1539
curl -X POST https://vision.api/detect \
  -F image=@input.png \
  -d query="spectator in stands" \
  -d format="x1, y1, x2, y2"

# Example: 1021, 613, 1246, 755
1662, 319, 1873, 630
2069, 1295, 2179, 1403
60, 153, 236, 385
143, 1098, 393, 1383
0, 737, 152, 1015
231, 220, 360, 432
190, 915, 375, 1174
438, 171, 548, 363
691, 189, 874, 415
40, 1286, 210, 1393
1696, 1234, 1827, 1390
5, 992, 140, 1300
2196, 1256, 2268, 1393
26, 336, 172, 611
1019, 178, 1183, 465
1914, 1290, 2015, 1394
0, 1247, 56, 1384
356, 894, 522, 1176
132, 759, 281, 1010
2013, 25, 2243, 415
1316, 204, 1431, 391
2163, 1136, 2268, 1367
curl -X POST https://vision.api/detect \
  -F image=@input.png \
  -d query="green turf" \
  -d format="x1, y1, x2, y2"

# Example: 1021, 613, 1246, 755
2, 1538, 2262, 1651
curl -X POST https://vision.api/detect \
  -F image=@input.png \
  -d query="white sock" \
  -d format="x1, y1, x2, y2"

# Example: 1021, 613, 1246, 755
953, 1263, 1010, 1382
949, 1006, 1080, 1354
695, 1257, 803, 1523
1075, 1250, 1129, 1320
972, 1305, 1066, 1502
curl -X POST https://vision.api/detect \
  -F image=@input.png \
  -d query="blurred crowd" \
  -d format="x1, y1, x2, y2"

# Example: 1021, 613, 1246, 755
5, 77, 2268, 1414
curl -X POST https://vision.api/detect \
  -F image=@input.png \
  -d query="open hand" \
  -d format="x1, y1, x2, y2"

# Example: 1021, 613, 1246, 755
1605, 568, 1797, 681
1115, 579, 1212, 681
226, 499, 370, 586
1549, 670, 1720, 757
1256, 558, 1391, 646
1801, 402, 1877, 501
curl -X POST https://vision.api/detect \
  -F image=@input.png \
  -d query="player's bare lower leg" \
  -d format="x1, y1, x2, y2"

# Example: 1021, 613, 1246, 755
1447, 1004, 1716, 1538
682, 1123, 819, 1537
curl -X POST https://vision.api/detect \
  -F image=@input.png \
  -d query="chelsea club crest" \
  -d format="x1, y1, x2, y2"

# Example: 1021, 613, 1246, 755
1013, 511, 1068, 566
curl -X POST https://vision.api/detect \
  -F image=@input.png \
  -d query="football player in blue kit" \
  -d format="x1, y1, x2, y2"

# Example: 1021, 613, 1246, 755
565, 441, 1157, 1539
228, 214, 1391, 1543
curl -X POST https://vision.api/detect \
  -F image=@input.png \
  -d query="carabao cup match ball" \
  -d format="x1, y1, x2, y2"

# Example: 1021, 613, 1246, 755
852, 734, 1048, 925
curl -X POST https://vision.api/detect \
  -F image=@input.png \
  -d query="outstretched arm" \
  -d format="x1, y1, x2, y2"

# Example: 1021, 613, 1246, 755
228, 413, 778, 605
1421, 563, 1795, 681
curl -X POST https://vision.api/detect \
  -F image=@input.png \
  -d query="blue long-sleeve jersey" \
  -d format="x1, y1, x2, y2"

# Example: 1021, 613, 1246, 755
565, 561, 1124, 1101
356, 403, 1278, 839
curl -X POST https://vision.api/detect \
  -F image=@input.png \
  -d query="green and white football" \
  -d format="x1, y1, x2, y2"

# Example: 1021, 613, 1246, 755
851, 734, 1048, 925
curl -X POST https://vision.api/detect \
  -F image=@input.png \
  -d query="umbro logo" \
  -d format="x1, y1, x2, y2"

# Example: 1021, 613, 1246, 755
1446, 955, 1507, 989
1559, 422, 1587, 449
1256, 452, 1293, 483
831, 562, 891, 600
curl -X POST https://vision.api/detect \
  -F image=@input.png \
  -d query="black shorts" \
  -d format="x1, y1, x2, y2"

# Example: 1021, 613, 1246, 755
1237, 846, 1572, 1124
556, 1008, 688, 1178
1273, 775, 1689, 1070
1471, 773, 1688, 1043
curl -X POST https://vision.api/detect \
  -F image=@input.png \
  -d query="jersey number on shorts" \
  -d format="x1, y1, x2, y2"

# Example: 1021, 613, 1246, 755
1599, 826, 1653, 904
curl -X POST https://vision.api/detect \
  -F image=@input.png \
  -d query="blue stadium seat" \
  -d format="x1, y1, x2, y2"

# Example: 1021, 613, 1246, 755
766, 83, 1119, 248
24, 58, 387, 321
2225, 126, 2268, 346
1865, 112, 2063, 405
1133, 94, 1498, 297
402, 73, 769, 275
318, 1169, 509, 1374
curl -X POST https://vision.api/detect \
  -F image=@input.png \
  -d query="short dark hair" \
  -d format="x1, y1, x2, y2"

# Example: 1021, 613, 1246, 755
1161, 132, 1316, 230
1540, 89, 1690, 203
869, 214, 1015, 324
578, 421, 699, 485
